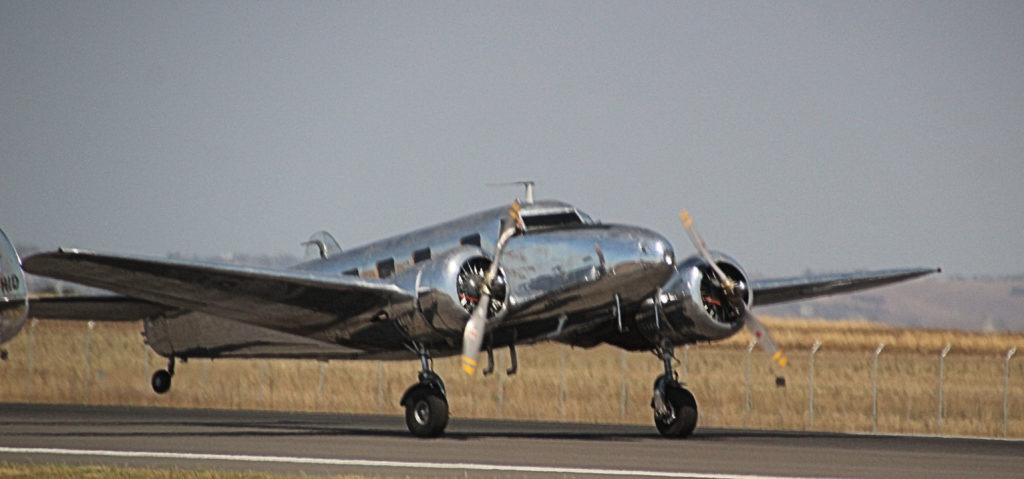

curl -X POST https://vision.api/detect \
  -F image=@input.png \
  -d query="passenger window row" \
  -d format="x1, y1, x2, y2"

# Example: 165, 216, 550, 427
345, 233, 482, 279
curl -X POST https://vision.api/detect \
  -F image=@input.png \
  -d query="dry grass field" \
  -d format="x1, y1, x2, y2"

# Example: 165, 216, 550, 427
1, 317, 1022, 439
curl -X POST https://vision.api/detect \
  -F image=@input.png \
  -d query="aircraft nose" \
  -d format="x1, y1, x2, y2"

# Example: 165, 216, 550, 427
639, 231, 675, 269
602, 226, 675, 277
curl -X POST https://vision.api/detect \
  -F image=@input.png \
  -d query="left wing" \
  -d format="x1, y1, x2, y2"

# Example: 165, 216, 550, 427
22, 249, 414, 333
750, 267, 940, 307
29, 295, 174, 321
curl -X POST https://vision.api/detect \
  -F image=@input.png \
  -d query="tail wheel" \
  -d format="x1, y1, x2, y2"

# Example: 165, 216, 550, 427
403, 386, 449, 438
151, 369, 172, 394
655, 386, 698, 438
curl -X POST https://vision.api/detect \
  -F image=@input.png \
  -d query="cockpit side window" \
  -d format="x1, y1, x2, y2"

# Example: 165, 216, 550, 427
519, 210, 586, 232
412, 248, 431, 264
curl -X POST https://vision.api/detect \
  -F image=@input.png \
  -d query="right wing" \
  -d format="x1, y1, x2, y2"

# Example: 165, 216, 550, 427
750, 267, 940, 307
22, 248, 414, 334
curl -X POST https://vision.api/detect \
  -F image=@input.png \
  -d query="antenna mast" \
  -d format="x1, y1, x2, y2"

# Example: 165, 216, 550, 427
487, 181, 535, 204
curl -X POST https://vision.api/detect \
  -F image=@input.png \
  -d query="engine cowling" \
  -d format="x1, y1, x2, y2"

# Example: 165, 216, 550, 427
635, 252, 751, 345
391, 246, 507, 343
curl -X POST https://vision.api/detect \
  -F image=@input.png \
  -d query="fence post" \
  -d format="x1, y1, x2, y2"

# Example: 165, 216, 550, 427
745, 339, 756, 427
1005, 347, 1017, 438
809, 340, 822, 429
143, 343, 151, 389
497, 354, 505, 419
558, 344, 567, 422
318, 361, 325, 408
200, 359, 209, 403
377, 361, 384, 413
682, 344, 689, 383
620, 350, 627, 421
84, 321, 95, 404
938, 343, 951, 435
26, 319, 36, 399
872, 342, 885, 434
259, 359, 268, 408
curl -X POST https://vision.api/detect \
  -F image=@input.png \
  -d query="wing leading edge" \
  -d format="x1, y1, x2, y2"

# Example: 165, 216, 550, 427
749, 267, 940, 307
22, 249, 413, 334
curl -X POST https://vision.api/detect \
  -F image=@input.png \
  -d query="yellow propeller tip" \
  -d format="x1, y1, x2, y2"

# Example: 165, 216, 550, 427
680, 211, 693, 227
461, 356, 478, 375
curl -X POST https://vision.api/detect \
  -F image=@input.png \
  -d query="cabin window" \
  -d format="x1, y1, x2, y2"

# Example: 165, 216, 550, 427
460, 233, 481, 247
413, 248, 431, 264
342, 268, 359, 276
376, 258, 396, 279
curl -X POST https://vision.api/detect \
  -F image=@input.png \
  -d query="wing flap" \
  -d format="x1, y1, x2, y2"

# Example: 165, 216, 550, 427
750, 267, 940, 307
22, 249, 413, 333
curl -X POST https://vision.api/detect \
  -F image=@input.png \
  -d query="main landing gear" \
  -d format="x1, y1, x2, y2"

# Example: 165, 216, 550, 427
399, 349, 449, 438
651, 342, 698, 438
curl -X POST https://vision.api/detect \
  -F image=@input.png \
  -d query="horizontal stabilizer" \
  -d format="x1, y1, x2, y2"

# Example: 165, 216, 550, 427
303, 231, 342, 260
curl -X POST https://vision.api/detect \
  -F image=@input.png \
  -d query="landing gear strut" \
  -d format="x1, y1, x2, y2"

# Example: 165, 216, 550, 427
399, 348, 449, 438
151, 356, 175, 394
651, 343, 698, 438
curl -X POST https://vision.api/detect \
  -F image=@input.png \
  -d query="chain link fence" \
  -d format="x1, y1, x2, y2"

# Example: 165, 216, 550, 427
1, 320, 1021, 438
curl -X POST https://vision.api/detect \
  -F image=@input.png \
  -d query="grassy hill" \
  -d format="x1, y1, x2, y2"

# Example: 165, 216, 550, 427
761, 277, 1024, 332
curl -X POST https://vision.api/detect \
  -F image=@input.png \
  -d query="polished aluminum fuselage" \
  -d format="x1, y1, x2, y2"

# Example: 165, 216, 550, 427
280, 200, 676, 358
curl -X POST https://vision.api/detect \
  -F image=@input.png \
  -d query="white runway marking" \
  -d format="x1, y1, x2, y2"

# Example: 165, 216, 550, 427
0, 446, 836, 479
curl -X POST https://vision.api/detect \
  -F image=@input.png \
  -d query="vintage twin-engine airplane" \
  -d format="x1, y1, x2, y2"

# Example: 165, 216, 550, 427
0, 192, 937, 437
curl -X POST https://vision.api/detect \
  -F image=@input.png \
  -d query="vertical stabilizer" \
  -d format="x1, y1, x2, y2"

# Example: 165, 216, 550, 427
0, 229, 28, 347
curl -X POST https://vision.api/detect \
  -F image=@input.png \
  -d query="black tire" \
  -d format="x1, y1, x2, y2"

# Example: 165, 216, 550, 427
654, 386, 698, 438
404, 387, 449, 438
151, 369, 172, 394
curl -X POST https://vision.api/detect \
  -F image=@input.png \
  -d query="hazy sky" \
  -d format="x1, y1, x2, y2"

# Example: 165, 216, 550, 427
2, 2, 1022, 277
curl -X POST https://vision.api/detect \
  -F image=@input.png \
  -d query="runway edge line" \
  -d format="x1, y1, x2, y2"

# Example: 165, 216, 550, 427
0, 446, 839, 479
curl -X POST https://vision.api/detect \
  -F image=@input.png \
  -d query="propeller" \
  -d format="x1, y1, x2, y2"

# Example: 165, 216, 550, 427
679, 211, 789, 371
461, 203, 522, 375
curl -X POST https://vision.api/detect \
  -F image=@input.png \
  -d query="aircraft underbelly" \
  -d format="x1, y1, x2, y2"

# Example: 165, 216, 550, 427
144, 312, 370, 360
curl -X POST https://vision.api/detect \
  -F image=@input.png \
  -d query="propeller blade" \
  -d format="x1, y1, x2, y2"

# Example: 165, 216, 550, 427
679, 211, 787, 370
461, 204, 521, 375
460, 293, 490, 374
679, 211, 736, 294
741, 305, 788, 368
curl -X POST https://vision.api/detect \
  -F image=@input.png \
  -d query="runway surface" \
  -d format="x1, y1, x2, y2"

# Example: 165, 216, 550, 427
0, 403, 1020, 478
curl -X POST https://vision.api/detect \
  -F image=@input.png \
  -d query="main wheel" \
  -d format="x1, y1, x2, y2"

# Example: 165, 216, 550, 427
151, 369, 172, 394
654, 386, 698, 438
404, 386, 449, 438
